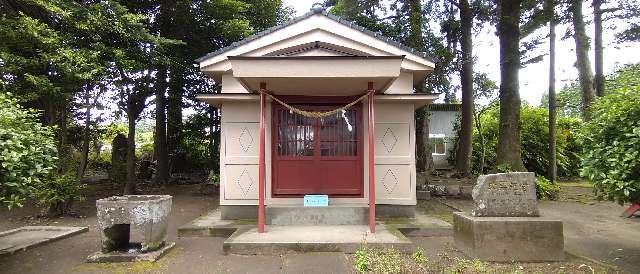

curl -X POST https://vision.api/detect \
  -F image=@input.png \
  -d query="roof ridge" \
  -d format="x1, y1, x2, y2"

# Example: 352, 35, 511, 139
195, 9, 437, 64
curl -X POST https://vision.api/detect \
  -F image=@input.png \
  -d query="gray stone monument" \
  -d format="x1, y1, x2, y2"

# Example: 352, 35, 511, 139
453, 172, 564, 262
87, 195, 175, 262
110, 134, 127, 184
471, 172, 539, 217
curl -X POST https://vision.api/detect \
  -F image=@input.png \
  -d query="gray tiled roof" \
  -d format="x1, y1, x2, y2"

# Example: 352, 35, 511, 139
195, 8, 437, 64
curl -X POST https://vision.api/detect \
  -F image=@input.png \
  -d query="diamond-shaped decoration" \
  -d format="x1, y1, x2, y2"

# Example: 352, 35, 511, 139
381, 169, 399, 194
237, 127, 254, 152
235, 168, 255, 197
380, 127, 398, 153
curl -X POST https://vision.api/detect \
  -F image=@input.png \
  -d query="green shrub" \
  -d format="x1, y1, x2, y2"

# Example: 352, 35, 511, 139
34, 173, 86, 215
355, 245, 369, 273
207, 171, 220, 187
581, 79, 640, 205
536, 176, 560, 200
496, 164, 513, 173
0, 93, 58, 209
412, 247, 428, 265
453, 104, 583, 177
88, 149, 112, 172
178, 113, 218, 173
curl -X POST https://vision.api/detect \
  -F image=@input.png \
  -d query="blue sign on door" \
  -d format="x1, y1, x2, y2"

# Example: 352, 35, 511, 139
304, 195, 329, 207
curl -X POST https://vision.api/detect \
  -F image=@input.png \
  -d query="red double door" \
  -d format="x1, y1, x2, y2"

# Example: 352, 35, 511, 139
272, 103, 363, 197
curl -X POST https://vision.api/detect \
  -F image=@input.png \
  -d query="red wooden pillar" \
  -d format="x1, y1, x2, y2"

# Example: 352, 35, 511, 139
258, 82, 266, 233
367, 82, 376, 233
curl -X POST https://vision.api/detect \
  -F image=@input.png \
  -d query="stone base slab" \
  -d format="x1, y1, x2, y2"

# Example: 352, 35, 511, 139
376, 205, 415, 218
386, 211, 452, 237
453, 212, 564, 262
224, 225, 412, 255
0, 226, 88, 256
86, 242, 175, 263
266, 205, 368, 225
221, 205, 257, 220
178, 209, 255, 238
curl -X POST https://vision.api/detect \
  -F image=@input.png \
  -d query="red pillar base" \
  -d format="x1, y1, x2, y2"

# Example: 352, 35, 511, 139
621, 203, 640, 218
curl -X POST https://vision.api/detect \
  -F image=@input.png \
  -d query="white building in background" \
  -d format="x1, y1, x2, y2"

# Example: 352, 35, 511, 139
428, 104, 461, 169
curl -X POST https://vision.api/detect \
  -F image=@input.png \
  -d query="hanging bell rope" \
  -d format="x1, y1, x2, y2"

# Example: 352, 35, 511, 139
258, 88, 374, 118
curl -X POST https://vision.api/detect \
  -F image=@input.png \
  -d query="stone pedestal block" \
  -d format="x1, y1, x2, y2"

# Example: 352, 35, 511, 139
453, 212, 564, 262
96, 195, 172, 253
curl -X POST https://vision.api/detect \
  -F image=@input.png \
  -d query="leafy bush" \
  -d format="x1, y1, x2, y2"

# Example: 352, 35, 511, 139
0, 93, 58, 209
207, 171, 220, 187
496, 164, 513, 173
355, 245, 368, 273
536, 176, 560, 200
412, 247, 428, 265
581, 78, 640, 205
457, 104, 582, 177
178, 113, 218, 173
34, 174, 86, 215
88, 149, 112, 172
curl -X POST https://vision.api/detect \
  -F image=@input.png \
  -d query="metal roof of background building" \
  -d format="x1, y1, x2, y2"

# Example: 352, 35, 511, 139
427, 104, 461, 111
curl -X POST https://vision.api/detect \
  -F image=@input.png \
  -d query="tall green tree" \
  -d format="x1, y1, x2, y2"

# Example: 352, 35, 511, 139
495, 0, 525, 171
546, 0, 557, 182
455, 0, 474, 176
593, 0, 605, 97
570, 0, 596, 120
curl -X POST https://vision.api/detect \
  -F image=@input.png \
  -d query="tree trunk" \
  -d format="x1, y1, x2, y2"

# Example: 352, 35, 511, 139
124, 106, 137, 195
593, 0, 605, 97
571, 0, 596, 120
57, 101, 69, 174
546, 0, 558, 182
416, 109, 433, 172
405, 1, 432, 173
455, 0, 474, 176
496, 0, 525, 171
155, 68, 169, 183
473, 109, 486, 174
78, 84, 91, 178
167, 68, 183, 173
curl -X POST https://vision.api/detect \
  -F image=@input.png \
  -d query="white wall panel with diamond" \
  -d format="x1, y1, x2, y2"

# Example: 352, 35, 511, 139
220, 102, 261, 204
375, 123, 410, 157
224, 123, 259, 160
369, 103, 417, 205
374, 165, 411, 200
224, 165, 258, 200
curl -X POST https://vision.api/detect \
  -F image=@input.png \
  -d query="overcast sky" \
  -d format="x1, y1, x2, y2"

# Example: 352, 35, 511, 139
283, 0, 640, 105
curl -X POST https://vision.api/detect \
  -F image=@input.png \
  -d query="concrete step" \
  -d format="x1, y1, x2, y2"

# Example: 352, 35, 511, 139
223, 225, 413, 255
266, 205, 368, 226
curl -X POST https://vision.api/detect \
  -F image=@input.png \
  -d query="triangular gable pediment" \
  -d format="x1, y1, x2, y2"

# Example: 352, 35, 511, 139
197, 9, 435, 77
265, 41, 367, 57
